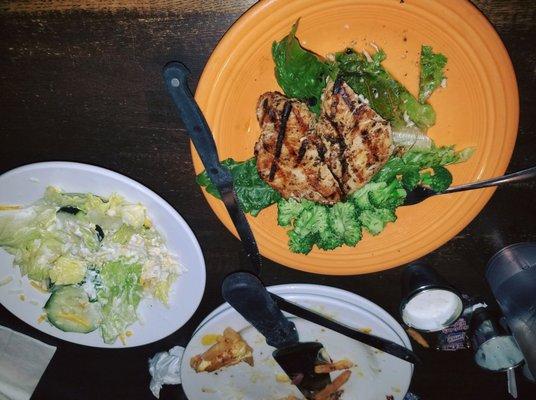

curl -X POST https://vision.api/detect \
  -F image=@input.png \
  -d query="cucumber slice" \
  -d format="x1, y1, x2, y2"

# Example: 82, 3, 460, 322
44, 286, 101, 333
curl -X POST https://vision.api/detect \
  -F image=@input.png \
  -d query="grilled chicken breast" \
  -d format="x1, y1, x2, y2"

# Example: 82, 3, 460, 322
255, 92, 342, 204
254, 80, 393, 205
318, 79, 393, 195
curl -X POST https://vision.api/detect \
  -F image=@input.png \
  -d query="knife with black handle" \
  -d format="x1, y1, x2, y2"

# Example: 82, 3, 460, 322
222, 271, 331, 399
270, 293, 420, 365
163, 62, 260, 274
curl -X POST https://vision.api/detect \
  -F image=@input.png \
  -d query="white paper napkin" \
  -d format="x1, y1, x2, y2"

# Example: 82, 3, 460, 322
0, 325, 56, 400
148, 346, 184, 398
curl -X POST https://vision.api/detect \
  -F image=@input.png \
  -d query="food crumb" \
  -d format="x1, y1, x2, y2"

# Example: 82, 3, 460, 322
201, 387, 216, 393
125, 330, 133, 337
30, 281, 48, 293
406, 328, 430, 348
37, 314, 46, 324
276, 373, 291, 383
0, 205, 21, 211
119, 333, 127, 345
359, 327, 372, 334
29, 300, 40, 306
19, 294, 26, 301
0, 276, 13, 287
201, 334, 221, 346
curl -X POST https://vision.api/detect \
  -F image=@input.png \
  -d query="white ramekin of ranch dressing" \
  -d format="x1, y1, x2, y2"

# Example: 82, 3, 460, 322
400, 263, 464, 332
402, 288, 464, 331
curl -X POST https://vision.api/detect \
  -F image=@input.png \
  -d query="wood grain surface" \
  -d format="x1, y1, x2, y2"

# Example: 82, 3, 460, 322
0, 1, 535, 399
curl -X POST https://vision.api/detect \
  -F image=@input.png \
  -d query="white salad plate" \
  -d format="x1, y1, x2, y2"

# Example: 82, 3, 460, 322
181, 284, 413, 400
0, 161, 206, 348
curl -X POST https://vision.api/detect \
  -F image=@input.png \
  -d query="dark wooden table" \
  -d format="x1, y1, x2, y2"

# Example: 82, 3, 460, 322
1, 1, 535, 399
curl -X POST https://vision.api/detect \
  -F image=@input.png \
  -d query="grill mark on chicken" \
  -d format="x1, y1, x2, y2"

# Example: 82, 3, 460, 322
296, 138, 309, 165
293, 108, 310, 134
324, 114, 348, 180
333, 77, 356, 111
329, 165, 345, 195
317, 142, 326, 162
269, 101, 292, 181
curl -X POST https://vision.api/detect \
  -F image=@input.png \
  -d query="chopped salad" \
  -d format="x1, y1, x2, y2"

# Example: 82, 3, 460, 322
0, 186, 183, 344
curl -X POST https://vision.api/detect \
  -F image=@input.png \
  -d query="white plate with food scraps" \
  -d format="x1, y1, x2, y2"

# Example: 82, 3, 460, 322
0, 162, 206, 348
181, 284, 412, 400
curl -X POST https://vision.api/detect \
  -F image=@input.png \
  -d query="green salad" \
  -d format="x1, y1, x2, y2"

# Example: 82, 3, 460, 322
198, 22, 473, 254
0, 187, 182, 343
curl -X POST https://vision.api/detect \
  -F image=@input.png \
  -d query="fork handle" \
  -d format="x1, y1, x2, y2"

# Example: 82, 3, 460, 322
445, 166, 536, 194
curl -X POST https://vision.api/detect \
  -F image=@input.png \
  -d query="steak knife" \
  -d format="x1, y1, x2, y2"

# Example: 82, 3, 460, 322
163, 62, 261, 274
270, 293, 420, 364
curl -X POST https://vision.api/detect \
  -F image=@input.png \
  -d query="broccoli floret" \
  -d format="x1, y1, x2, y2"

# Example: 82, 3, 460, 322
420, 165, 453, 192
359, 208, 397, 235
292, 204, 328, 237
329, 202, 362, 246
317, 228, 343, 251
401, 165, 421, 191
288, 230, 315, 254
372, 157, 406, 183
349, 182, 387, 210
277, 198, 311, 227
368, 179, 407, 210
287, 204, 329, 254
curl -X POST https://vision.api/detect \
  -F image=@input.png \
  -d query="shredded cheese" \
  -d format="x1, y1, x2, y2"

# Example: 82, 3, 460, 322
0, 276, 13, 287
0, 204, 21, 210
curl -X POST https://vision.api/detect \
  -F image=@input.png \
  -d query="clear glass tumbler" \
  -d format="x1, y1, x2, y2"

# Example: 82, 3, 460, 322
486, 243, 536, 380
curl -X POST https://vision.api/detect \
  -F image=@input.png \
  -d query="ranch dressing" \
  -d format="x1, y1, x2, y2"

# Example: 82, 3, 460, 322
402, 289, 463, 331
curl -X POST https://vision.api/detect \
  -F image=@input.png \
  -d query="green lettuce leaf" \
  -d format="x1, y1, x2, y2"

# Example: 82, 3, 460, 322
335, 49, 436, 130
97, 259, 143, 344
197, 158, 281, 216
272, 21, 334, 113
419, 45, 448, 103
401, 146, 474, 168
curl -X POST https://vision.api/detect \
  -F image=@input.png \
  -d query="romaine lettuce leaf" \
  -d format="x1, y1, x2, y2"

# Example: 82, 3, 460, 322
197, 157, 281, 216
336, 49, 436, 130
419, 45, 448, 103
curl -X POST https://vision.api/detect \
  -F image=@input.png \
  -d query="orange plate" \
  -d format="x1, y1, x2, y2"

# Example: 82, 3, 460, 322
192, 0, 518, 275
